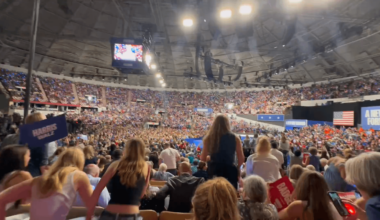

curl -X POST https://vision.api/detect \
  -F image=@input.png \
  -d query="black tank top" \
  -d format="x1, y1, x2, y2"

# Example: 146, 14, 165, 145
108, 171, 146, 205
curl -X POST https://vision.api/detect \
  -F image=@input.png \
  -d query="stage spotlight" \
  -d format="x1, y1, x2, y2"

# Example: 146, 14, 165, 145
156, 73, 161, 78
289, 0, 303, 3
239, 5, 252, 15
220, 9, 232, 18
145, 54, 152, 66
182, 19, 193, 27
159, 79, 163, 84
151, 64, 157, 69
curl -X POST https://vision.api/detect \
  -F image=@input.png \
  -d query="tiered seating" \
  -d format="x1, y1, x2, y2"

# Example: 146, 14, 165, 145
38, 76, 77, 104
75, 82, 104, 107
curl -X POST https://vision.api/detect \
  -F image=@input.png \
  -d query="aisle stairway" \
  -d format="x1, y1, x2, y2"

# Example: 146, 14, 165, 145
101, 87, 106, 106
72, 84, 79, 104
35, 77, 48, 102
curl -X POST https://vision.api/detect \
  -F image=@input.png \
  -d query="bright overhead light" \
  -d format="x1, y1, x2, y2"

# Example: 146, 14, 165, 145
162, 83, 166, 87
182, 19, 193, 27
159, 79, 164, 84
288, 0, 303, 3
151, 64, 157, 69
220, 9, 232, 18
145, 54, 152, 67
239, 5, 252, 15
156, 73, 161, 78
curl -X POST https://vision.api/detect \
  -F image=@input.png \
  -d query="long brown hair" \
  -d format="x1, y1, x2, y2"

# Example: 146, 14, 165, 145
203, 115, 231, 154
37, 148, 84, 197
83, 145, 95, 160
294, 172, 335, 220
193, 177, 240, 220
117, 138, 146, 187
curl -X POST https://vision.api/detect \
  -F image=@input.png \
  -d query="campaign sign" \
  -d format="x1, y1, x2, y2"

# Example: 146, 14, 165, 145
194, 108, 213, 113
361, 106, 380, 130
257, 114, 284, 121
285, 120, 308, 128
303, 153, 310, 163
338, 192, 356, 200
20, 115, 68, 148
269, 177, 294, 211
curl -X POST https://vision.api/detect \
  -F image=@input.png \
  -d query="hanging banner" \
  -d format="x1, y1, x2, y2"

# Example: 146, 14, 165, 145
257, 114, 284, 121
361, 106, 380, 130
194, 108, 213, 113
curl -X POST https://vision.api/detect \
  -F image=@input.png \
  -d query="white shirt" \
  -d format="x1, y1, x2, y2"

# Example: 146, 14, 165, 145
159, 148, 180, 169
246, 153, 281, 183
271, 149, 284, 168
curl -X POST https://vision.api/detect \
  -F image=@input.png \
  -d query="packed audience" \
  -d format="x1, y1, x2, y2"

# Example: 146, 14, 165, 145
0, 111, 377, 220
37, 76, 77, 104
1, 68, 380, 116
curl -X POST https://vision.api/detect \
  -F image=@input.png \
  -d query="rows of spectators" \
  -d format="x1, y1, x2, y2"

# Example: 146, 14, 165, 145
0, 113, 379, 220
1, 68, 380, 116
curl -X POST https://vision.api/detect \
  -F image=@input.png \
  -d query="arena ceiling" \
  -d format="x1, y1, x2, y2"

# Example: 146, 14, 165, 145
0, 0, 380, 90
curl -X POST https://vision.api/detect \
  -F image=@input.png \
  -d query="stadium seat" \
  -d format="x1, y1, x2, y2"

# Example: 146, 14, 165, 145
140, 210, 158, 220
150, 180, 167, 188
159, 211, 193, 220
65, 206, 104, 219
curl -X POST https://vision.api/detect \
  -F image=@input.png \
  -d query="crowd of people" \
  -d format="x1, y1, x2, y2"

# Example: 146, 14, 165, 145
1, 69, 380, 115
0, 111, 378, 220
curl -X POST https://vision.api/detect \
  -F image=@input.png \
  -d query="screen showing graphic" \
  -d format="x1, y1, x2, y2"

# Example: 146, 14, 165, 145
114, 44, 143, 62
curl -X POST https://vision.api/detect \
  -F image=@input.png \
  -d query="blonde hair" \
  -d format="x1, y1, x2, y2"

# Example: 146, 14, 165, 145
158, 163, 167, 172
83, 145, 95, 160
37, 148, 84, 197
306, 165, 316, 171
192, 178, 240, 220
117, 138, 146, 187
255, 137, 271, 155
345, 152, 380, 197
25, 112, 46, 124
203, 115, 232, 154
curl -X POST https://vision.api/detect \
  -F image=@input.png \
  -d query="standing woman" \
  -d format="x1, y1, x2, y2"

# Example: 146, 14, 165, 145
86, 138, 150, 220
0, 147, 93, 220
201, 115, 244, 189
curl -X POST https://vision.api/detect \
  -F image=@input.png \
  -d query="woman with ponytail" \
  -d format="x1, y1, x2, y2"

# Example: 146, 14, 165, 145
0, 147, 93, 220
86, 138, 150, 220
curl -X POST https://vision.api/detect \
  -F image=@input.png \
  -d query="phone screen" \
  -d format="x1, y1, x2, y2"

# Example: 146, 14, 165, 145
328, 192, 349, 216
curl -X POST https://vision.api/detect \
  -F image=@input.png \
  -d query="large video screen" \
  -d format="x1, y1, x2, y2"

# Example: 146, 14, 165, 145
114, 44, 143, 62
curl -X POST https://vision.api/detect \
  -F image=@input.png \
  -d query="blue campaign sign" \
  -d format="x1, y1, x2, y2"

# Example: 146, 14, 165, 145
361, 106, 380, 130
20, 115, 68, 148
285, 120, 308, 128
257, 114, 284, 121
194, 108, 213, 113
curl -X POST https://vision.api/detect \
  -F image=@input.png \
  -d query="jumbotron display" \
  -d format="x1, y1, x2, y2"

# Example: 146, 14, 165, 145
113, 44, 143, 62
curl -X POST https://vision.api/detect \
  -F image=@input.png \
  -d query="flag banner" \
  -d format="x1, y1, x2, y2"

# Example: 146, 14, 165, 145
333, 111, 354, 126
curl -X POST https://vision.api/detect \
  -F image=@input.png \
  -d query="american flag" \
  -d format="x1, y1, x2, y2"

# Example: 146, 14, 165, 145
333, 111, 354, 126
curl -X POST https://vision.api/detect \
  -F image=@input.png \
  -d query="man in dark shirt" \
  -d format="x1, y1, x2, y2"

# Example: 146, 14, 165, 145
155, 162, 204, 212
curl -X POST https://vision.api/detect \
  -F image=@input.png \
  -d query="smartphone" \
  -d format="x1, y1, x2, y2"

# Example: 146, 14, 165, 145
328, 192, 349, 216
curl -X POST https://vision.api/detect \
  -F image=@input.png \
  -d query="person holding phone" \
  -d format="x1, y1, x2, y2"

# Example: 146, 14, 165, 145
279, 172, 349, 220
343, 152, 380, 220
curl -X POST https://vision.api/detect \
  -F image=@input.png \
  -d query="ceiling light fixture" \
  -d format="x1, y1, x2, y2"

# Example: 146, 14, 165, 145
151, 64, 157, 69
156, 73, 161, 78
220, 9, 232, 18
162, 83, 166, 87
239, 5, 252, 15
159, 79, 164, 84
182, 19, 193, 27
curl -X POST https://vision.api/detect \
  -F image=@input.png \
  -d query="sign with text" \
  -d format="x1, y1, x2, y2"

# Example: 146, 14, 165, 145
285, 119, 308, 128
361, 106, 380, 130
194, 108, 213, 113
269, 177, 294, 212
257, 114, 284, 121
20, 115, 68, 148
303, 153, 310, 163
338, 192, 356, 200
